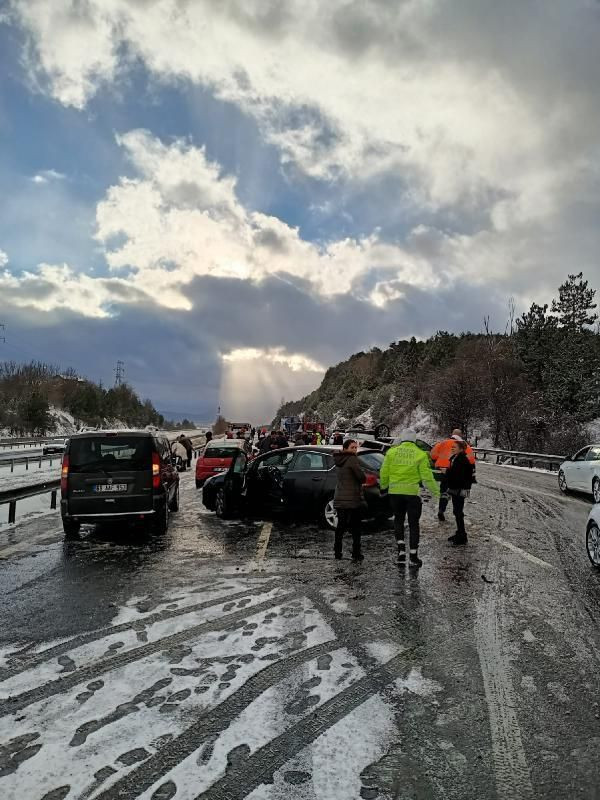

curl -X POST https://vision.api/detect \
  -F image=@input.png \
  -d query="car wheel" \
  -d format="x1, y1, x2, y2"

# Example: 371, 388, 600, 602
168, 484, 180, 512
558, 469, 569, 494
62, 517, 80, 539
215, 488, 231, 519
593, 478, 600, 504
153, 501, 169, 534
322, 498, 338, 530
586, 523, 600, 568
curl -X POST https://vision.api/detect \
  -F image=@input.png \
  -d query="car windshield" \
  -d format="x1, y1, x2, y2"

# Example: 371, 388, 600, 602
69, 437, 153, 472
204, 447, 240, 459
359, 452, 385, 471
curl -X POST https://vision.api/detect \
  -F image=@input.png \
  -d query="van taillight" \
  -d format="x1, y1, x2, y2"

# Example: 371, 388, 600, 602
152, 452, 161, 489
61, 455, 69, 495
363, 472, 378, 488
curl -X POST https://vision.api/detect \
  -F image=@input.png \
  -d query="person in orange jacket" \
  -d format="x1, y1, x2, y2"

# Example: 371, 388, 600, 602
430, 429, 475, 521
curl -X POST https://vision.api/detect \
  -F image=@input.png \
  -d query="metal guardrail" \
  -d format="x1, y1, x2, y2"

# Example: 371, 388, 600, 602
0, 436, 65, 449
474, 447, 566, 471
0, 453, 61, 472
0, 479, 61, 524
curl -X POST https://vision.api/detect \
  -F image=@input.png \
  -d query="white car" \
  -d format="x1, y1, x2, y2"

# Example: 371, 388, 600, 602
586, 506, 600, 568
558, 444, 600, 502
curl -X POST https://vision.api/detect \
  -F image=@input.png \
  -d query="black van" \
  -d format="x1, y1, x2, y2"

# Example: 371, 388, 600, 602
60, 430, 179, 537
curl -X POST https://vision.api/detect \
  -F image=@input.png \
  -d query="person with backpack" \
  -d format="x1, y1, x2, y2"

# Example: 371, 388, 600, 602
430, 429, 475, 521
333, 439, 366, 562
380, 429, 440, 568
445, 439, 475, 545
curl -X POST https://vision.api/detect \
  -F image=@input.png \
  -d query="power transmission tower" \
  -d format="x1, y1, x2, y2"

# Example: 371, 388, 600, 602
114, 360, 125, 386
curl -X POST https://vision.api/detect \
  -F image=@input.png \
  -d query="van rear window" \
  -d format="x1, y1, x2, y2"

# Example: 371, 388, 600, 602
69, 437, 153, 472
203, 447, 239, 459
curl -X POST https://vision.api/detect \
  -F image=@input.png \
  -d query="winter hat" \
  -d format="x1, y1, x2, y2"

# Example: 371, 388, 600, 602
451, 434, 464, 441
394, 429, 417, 444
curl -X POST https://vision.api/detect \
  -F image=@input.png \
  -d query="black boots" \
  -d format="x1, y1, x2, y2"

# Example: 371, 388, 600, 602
409, 550, 423, 568
448, 533, 467, 545
396, 540, 406, 564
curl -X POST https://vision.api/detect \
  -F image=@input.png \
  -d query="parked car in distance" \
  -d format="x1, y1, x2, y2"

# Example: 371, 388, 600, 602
60, 429, 179, 538
586, 505, 600, 568
202, 445, 391, 529
558, 444, 600, 502
196, 439, 247, 488
43, 440, 66, 455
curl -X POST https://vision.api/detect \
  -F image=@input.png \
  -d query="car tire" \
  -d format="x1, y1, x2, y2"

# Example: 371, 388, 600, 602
215, 487, 232, 519
558, 469, 569, 494
593, 478, 600, 504
168, 484, 180, 512
152, 501, 169, 534
586, 522, 600, 568
62, 517, 81, 539
322, 497, 338, 530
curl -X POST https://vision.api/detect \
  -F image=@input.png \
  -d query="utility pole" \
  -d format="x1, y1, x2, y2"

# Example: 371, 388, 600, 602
0, 324, 5, 344
114, 360, 125, 387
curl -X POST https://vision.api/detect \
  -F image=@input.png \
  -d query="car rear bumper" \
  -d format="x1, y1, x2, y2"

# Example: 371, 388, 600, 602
61, 494, 165, 521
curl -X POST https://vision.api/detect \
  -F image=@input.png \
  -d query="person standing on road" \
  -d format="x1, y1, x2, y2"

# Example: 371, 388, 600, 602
179, 434, 194, 469
333, 439, 366, 561
380, 429, 440, 568
205, 430, 213, 445
445, 439, 475, 545
258, 430, 273, 453
171, 439, 188, 471
430, 429, 475, 521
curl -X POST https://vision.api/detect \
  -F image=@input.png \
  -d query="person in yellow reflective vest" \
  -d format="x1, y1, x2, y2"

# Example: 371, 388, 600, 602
380, 430, 440, 568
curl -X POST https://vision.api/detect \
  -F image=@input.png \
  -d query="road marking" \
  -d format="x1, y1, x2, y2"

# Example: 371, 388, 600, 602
255, 522, 273, 562
489, 533, 554, 570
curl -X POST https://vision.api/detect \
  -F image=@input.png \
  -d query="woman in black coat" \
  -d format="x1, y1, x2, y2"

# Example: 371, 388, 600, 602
445, 439, 474, 545
333, 439, 366, 561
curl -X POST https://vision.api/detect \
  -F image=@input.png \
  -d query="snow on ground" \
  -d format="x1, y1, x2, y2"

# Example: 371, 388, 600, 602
0, 592, 336, 800
390, 405, 437, 442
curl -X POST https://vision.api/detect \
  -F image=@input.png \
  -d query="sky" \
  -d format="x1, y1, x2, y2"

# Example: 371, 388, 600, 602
1, 1, 600, 422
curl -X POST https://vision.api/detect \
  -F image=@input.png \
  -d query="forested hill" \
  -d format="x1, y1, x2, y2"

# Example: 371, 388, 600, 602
275, 273, 600, 455
0, 362, 164, 436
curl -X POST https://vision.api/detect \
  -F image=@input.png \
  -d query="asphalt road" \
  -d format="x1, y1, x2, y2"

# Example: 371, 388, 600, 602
0, 463, 599, 800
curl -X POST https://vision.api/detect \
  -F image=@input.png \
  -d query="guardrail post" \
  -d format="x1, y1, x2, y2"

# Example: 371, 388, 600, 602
39, 455, 42, 468
10, 459, 14, 473
8, 500, 16, 524
50, 490, 57, 509
25, 458, 29, 471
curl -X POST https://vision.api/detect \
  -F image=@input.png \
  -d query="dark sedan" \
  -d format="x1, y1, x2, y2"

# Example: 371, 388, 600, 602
202, 445, 391, 529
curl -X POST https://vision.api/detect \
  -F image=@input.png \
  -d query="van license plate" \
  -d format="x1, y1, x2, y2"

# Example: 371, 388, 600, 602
94, 484, 127, 493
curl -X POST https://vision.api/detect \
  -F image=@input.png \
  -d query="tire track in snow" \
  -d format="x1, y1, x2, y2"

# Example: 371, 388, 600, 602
0, 581, 282, 682
92, 640, 336, 800
0, 593, 295, 718
193, 651, 414, 800
475, 485, 533, 799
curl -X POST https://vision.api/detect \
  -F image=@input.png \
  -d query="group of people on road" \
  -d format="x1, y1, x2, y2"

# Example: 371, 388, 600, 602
332, 428, 475, 565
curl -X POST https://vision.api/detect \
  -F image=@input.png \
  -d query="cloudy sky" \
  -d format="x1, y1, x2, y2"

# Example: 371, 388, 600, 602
1, 1, 599, 421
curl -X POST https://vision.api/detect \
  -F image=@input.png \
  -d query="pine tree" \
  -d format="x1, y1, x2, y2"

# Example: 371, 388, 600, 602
551, 272, 597, 332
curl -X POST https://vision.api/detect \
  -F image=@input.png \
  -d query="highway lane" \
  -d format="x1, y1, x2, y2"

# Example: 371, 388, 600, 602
0, 464, 599, 799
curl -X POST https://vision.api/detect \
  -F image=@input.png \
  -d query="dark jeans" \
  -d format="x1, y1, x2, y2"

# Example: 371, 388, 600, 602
186, 451, 193, 468
335, 507, 362, 557
439, 476, 449, 514
390, 494, 422, 551
451, 493, 466, 538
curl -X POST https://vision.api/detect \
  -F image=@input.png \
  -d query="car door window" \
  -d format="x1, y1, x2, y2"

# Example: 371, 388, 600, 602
233, 452, 247, 473
574, 448, 590, 461
258, 451, 294, 470
289, 451, 328, 471
586, 447, 600, 461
